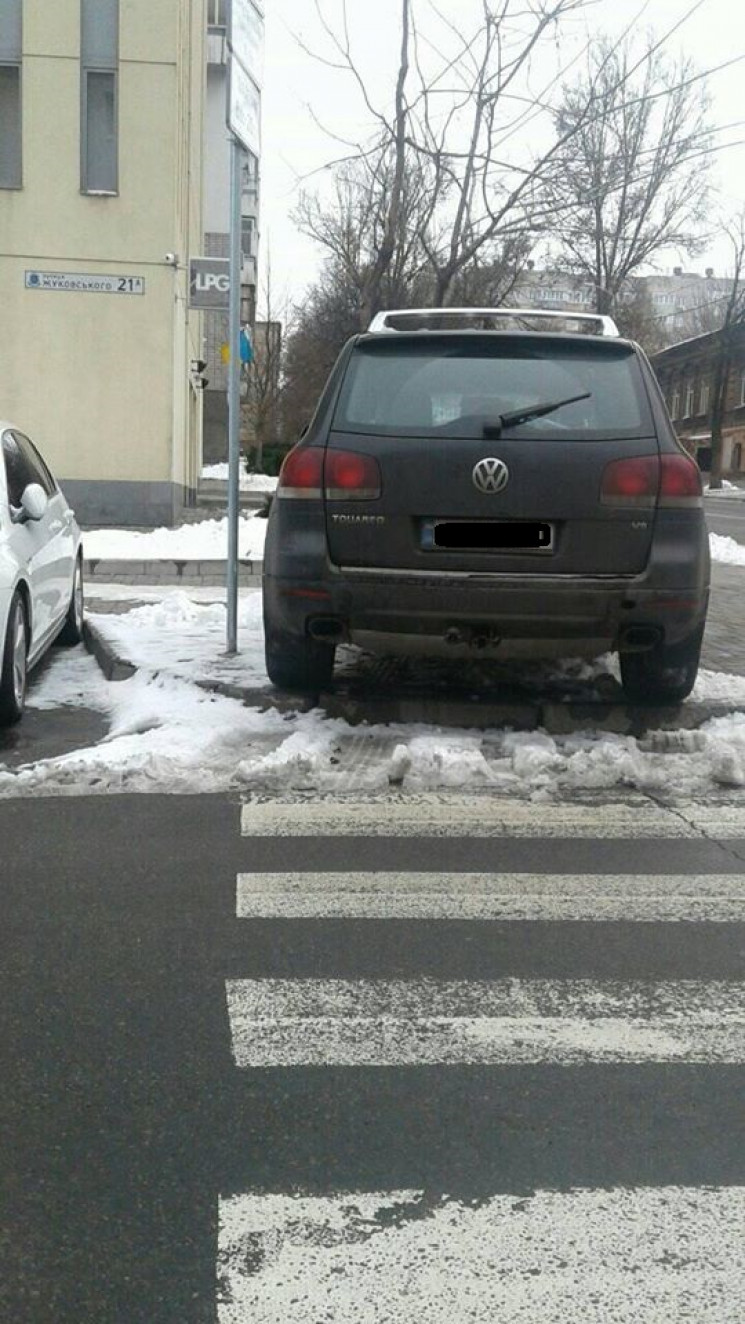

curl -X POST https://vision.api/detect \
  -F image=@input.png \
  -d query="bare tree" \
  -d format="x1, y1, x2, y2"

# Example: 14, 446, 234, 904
243, 268, 287, 470
281, 262, 361, 443
546, 36, 711, 315
294, 0, 612, 321
708, 215, 745, 489
293, 144, 436, 327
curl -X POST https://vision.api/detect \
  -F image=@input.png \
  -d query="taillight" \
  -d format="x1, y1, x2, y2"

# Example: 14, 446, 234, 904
278, 446, 382, 500
659, 454, 702, 507
601, 456, 659, 506
600, 453, 702, 508
325, 450, 381, 500
277, 446, 324, 498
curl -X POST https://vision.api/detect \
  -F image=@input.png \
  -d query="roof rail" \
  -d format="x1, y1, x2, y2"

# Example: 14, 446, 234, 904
367, 307, 620, 337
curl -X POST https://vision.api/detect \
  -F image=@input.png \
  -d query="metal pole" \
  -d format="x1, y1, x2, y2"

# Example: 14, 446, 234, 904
226, 134, 242, 654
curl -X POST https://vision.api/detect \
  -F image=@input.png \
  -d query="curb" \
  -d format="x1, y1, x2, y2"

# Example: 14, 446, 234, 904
83, 621, 744, 733
83, 620, 315, 715
84, 558, 261, 586
83, 620, 137, 682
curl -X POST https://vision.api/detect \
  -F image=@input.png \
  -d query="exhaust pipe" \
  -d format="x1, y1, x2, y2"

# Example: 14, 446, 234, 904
308, 616, 346, 642
621, 625, 663, 652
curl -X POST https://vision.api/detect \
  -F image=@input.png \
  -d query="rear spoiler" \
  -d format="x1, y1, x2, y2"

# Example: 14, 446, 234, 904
367, 308, 620, 337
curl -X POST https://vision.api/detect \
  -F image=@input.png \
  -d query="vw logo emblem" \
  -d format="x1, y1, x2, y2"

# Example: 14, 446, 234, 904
472, 457, 509, 494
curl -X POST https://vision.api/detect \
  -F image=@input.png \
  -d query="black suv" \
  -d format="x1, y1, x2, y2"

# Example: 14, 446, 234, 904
263, 308, 709, 702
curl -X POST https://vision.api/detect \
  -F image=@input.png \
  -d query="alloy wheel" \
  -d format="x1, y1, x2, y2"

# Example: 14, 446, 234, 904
12, 603, 27, 709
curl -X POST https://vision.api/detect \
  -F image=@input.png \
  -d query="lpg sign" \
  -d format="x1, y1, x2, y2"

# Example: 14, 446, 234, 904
189, 257, 231, 309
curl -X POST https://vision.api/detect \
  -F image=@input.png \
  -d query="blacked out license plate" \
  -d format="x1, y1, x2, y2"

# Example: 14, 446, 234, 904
429, 521, 553, 551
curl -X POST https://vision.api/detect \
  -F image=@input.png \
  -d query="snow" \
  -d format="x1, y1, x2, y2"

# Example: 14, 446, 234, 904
704, 480, 744, 497
201, 463, 277, 492
5, 595, 745, 799
710, 533, 745, 566
89, 591, 269, 690
83, 514, 267, 562
4, 583, 745, 801
79, 512, 745, 577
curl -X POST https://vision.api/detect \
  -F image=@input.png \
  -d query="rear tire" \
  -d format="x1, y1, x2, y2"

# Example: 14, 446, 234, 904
620, 627, 703, 704
58, 557, 84, 646
265, 627, 335, 692
0, 593, 28, 726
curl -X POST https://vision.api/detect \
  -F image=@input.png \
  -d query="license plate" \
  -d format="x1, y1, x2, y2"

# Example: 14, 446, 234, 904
426, 521, 553, 551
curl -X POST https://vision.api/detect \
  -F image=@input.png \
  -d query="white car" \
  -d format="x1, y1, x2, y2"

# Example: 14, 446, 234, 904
0, 422, 84, 725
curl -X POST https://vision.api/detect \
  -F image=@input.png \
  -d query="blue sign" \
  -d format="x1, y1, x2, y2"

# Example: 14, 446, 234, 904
240, 328, 253, 364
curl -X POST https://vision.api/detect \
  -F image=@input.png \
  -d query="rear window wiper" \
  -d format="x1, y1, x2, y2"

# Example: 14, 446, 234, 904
483, 391, 592, 438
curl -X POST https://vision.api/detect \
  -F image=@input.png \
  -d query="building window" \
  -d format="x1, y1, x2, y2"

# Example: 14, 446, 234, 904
684, 381, 695, 418
740, 373, 745, 408
733, 443, 743, 472
670, 390, 681, 421
81, 0, 118, 194
699, 381, 710, 415
0, 0, 22, 189
241, 216, 256, 260
208, 0, 228, 27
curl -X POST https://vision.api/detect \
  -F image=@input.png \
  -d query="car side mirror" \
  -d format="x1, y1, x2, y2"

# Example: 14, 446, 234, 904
14, 483, 49, 524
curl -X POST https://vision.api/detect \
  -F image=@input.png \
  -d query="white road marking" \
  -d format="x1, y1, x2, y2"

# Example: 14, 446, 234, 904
241, 796, 745, 838
226, 978, 745, 1066
236, 871, 745, 921
217, 1185, 745, 1323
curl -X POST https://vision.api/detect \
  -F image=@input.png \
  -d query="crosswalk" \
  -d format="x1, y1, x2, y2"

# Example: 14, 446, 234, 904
240, 793, 745, 838
218, 794, 745, 1322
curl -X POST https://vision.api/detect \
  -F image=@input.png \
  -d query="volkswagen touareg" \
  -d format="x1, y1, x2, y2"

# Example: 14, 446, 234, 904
263, 308, 709, 702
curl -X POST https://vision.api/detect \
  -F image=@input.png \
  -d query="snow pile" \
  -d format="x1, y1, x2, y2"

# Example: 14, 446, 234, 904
710, 533, 745, 567
5, 587, 745, 800
704, 480, 744, 496
201, 463, 277, 492
83, 514, 267, 562
5, 637, 745, 800
0, 649, 293, 798
234, 714, 745, 799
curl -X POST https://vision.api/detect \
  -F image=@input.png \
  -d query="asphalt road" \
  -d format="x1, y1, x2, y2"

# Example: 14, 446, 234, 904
705, 494, 745, 543
2, 792, 745, 1322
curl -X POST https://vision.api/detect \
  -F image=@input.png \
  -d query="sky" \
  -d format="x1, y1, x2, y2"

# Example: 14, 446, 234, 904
257, 0, 745, 310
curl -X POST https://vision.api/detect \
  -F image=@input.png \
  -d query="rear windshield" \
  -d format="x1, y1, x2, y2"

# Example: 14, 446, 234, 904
333, 336, 654, 440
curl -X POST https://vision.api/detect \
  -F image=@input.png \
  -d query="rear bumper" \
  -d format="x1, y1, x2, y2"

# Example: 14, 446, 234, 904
264, 565, 709, 657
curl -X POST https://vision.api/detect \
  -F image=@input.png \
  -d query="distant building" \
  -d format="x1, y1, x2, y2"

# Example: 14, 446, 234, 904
202, 0, 260, 465
0, 0, 206, 526
509, 265, 733, 342
652, 324, 745, 475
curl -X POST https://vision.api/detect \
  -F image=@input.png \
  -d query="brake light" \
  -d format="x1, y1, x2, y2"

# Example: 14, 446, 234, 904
325, 450, 381, 500
601, 456, 659, 506
277, 446, 324, 498
600, 453, 702, 508
659, 454, 702, 506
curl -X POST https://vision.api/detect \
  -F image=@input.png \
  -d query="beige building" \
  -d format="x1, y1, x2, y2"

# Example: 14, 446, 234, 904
0, 0, 206, 526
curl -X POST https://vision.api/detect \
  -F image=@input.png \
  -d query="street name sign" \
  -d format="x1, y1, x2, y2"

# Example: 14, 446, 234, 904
25, 271, 145, 295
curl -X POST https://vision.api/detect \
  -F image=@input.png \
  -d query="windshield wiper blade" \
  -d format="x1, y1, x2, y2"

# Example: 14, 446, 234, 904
483, 391, 592, 437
